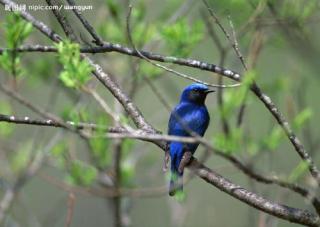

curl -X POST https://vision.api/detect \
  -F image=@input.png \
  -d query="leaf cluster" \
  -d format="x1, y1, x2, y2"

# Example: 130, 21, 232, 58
55, 40, 93, 88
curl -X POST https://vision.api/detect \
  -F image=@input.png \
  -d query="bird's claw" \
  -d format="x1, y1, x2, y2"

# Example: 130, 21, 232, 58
162, 150, 170, 172
178, 151, 192, 173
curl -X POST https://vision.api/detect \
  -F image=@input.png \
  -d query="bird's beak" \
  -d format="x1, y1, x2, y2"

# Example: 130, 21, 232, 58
205, 89, 215, 94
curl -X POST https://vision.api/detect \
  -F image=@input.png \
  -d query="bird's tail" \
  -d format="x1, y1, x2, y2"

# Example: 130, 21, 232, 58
169, 172, 183, 196
169, 145, 184, 196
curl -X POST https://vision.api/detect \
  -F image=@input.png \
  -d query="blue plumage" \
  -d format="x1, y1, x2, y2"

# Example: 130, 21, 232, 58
167, 83, 213, 196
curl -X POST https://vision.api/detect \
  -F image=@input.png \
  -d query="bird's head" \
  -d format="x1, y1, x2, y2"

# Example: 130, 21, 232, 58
180, 83, 215, 105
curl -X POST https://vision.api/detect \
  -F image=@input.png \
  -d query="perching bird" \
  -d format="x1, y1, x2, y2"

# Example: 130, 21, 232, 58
166, 83, 214, 196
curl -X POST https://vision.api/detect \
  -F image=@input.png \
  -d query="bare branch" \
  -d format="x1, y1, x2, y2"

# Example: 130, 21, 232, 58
202, 0, 248, 70
191, 161, 319, 227
65, 193, 76, 227
0, 1, 319, 225
0, 44, 242, 81
66, 0, 104, 46
1, 43, 317, 185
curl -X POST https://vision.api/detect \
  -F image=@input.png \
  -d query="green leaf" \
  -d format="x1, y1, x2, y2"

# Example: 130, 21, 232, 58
132, 1, 146, 23
55, 40, 93, 89
98, 22, 124, 43
247, 140, 259, 156
213, 128, 243, 153
140, 62, 162, 78
50, 142, 67, 168
0, 13, 32, 78
122, 139, 134, 155
67, 160, 97, 186
262, 126, 283, 151
293, 108, 312, 131
221, 70, 256, 118
281, 0, 317, 26
4, 13, 33, 48
0, 51, 11, 72
160, 19, 204, 57
59, 71, 77, 87
105, 0, 122, 21
121, 160, 135, 186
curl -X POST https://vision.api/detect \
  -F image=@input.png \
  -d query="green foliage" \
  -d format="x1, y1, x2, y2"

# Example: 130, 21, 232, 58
262, 126, 282, 151
280, 0, 317, 26
50, 142, 67, 168
100, 0, 155, 47
0, 13, 32, 78
121, 139, 134, 155
293, 108, 312, 131
261, 108, 312, 151
119, 115, 130, 126
61, 107, 90, 132
221, 70, 256, 118
139, 62, 162, 79
120, 139, 135, 186
67, 160, 98, 186
214, 128, 243, 153
0, 101, 14, 136
55, 40, 93, 88
121, 160, 135, 186
98, 22, 124, 43
288, 161, 309, 182
0, 51, 18, 75
70, 107, 89, 123
131, 1, 147, 23
160, 19, 204, 57
247, 140, 259, 156
213, 72, 256, 153
89, 117, 111, 168
51, 141, 98, 187
131, 22, 156, 47
10, 142, 32, 174
105, 0, 122, 21
2, 13, 32, 49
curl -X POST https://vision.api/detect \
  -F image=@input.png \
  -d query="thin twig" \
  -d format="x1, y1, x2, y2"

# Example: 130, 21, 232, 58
126, 6, 240, 89
1, 1, 319, 224
227, 15, 248, 71
0, 133, 63, 224
0, 44, 242, 80
65, 193, 76, 227
83, 87, 134, 132
202, 0, 248, 70
66, 0, 104, 46
201, 10, 230, 135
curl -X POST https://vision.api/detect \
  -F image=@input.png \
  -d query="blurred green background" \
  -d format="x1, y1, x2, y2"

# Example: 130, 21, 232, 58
1, 0, 320, 226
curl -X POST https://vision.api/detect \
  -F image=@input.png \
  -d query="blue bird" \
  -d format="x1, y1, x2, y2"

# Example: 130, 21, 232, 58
166, 83, 214, 196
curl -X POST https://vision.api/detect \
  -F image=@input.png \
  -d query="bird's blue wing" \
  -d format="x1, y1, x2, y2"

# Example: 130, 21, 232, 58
168, 103, 210, 137
168, 102, 210, 152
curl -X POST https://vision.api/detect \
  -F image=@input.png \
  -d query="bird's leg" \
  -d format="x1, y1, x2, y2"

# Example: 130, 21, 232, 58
178, 150, 192, 174
162, 142, 170, 172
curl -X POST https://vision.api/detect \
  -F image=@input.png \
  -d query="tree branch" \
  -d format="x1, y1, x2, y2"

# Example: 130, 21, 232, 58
1, 43, 318, 184
0, 1, 319, 225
